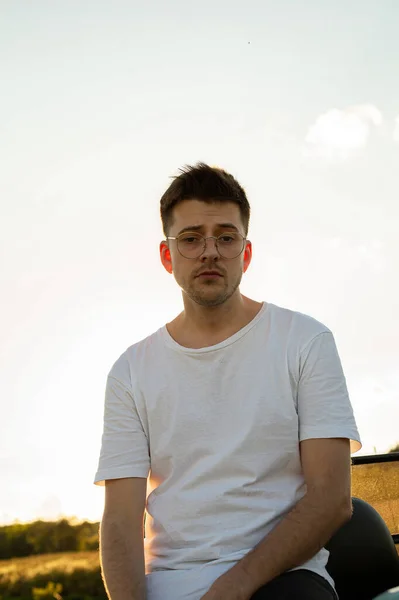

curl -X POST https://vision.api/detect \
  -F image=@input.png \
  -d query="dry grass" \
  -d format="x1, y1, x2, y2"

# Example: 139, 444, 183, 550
351, 461, 399, 536
0, 551, 100, 585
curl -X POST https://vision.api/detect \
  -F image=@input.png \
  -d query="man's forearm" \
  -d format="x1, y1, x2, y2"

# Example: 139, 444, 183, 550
212, 491, 351, 599
100, 513, 146, 600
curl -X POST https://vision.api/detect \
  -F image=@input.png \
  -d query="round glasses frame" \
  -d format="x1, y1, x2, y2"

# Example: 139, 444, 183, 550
166, 232, 247, 259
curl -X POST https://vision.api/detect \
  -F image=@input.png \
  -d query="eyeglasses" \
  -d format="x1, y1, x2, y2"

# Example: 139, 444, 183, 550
166, 232, 246, 259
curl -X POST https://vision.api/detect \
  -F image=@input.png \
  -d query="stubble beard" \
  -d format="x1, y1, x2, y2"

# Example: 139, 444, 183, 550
183, 271, 242, 307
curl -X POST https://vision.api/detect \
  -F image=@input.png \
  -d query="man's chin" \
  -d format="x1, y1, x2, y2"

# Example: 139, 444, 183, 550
188, 289, 230, 307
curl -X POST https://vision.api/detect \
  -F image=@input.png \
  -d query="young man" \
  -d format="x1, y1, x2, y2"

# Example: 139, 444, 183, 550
94, 163, 362, 600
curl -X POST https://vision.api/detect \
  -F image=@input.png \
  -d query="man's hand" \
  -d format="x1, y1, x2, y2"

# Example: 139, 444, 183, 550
200, 568, 253, 600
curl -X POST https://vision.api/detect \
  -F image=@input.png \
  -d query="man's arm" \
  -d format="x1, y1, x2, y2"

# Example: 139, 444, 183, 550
100, 477, 147, 600
201, 437, 352, 600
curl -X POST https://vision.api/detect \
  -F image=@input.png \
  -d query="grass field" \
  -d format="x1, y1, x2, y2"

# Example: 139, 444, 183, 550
0, 551, 105, 599
0, 551, 100, 581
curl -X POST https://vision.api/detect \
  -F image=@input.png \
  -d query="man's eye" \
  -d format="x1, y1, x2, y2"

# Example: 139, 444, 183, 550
182, 236, 201, 243
219, 235, 235, 243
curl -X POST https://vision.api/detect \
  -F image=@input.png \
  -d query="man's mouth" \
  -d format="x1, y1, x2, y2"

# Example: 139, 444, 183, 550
196, 271, 223, 278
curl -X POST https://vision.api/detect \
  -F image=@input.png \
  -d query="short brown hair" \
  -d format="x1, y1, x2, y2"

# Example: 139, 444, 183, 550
160, 162, 250, 236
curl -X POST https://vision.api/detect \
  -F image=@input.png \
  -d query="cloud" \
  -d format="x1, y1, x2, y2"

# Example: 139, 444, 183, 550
303, 104, 383, 161
394, 116, 399, 144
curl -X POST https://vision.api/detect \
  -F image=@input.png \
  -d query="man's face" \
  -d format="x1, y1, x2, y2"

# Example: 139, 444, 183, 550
160, 199, 252, 307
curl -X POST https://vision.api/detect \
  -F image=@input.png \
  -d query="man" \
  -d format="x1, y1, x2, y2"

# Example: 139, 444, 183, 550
94, 163, 362, 600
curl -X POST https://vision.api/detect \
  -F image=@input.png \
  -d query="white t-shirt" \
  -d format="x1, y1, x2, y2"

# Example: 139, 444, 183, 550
94, 302, 362, 600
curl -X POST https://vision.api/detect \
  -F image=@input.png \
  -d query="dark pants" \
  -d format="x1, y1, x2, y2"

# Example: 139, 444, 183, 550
250, 569, 338, 600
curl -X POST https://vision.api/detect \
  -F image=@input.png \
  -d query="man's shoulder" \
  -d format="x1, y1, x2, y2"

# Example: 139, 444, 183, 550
107, 326, 164, 384
267, 302, 332, 347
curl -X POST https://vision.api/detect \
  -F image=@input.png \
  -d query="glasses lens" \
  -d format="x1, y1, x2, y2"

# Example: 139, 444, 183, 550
216, 233, 245, 258
177, 233, 205, 258
176, 232, 245, 258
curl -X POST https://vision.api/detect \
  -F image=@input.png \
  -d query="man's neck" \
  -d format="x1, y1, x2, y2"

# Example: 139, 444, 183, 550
166, 295, 264, 349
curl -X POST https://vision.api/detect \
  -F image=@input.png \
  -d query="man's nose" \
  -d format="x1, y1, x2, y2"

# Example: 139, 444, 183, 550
201, 237, 219, 259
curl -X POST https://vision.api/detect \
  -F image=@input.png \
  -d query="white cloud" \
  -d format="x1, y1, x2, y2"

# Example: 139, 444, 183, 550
394, 116, 399, 143
303, 104, 383, 161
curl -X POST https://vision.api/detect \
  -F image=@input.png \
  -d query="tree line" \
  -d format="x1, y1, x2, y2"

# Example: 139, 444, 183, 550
0, 519, 99, 560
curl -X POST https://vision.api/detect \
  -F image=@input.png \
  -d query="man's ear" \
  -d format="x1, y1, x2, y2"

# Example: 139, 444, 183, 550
160, 241, 173, 274
242, 241, 252, 273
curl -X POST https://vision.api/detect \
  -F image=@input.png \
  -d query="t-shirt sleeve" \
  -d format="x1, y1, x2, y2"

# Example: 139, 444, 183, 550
94, 373, 150, 486
297, 331, 362, 454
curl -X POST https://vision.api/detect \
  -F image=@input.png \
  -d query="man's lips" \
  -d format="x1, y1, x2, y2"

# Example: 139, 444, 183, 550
196, 271, 223, 278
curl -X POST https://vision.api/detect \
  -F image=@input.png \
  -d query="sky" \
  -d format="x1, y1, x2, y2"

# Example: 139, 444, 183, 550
1, 0, 399, 525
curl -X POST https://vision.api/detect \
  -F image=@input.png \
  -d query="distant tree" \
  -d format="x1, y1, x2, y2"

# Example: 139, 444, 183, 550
388, 442, 399, 453
50, 519, 76, 552
75, 521, 99, 551
4, 523, 34, 557
0, 518, 100, 559
27, 520, 56, 554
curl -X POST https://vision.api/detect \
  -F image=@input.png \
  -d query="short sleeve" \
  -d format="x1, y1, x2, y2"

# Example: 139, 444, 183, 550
94, 374, 150, 486
298, 332, 362, 454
